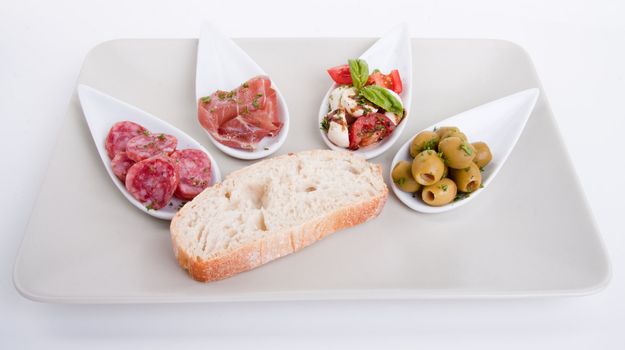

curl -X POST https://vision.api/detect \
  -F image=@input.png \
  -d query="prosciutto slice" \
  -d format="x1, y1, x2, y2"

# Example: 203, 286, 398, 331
198, 75, 282, 150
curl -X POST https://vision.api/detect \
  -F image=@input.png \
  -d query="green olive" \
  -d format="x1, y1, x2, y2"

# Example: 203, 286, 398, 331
472, 142, 492, 168
391, 161, 421, 192
409, 131, 440, 157
411, 150, 445, 186
439, 136, 476, 169
421, 178, 457, 206
449, 162, 482, 193
441, 131, 468, 142
435, 126, 460, 140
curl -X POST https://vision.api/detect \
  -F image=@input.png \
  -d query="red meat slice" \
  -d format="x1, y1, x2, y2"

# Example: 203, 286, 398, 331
125, 133, 177, 162
170, 149, 212, 200
125, 156, 179, 210
105, 121, 147, 159
111, 152, 135, 181
197, 75, 282, 150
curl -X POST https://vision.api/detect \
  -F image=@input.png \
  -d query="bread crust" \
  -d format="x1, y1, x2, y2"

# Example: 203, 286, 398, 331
170, 153, 388, 282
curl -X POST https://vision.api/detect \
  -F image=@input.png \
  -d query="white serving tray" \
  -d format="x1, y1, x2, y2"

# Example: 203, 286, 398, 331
13, 38, 610, 303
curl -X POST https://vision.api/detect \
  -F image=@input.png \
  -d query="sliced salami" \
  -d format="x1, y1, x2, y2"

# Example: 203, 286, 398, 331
111, 152, 135, 181
126, 133, 177, 162
105, 121, 148, 159
125, 156, 180, 210
170, 149, 212, 200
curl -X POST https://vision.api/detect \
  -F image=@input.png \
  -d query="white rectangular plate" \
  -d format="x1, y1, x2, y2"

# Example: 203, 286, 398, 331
13, 38, 610, 303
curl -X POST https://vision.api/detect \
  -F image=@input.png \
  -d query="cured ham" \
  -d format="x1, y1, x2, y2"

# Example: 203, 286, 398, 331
198, 75, 282, 150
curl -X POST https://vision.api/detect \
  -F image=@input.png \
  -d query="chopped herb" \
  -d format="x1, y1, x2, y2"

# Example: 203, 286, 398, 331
480, 183, 484, 188
142, 130, 150, 136
394, 177, 406, 185
264, 147, 269, 151
440, 184, 448, 191
252, 95, 261, 109
209, 107, 216, 113
479, 166, 485, 172
423, 138, 437, 151
437, 151, 447, 164
241, 82, 249, 88
200, 96, 212, 103
320, 116, 330, 131
459, 143, 473, 156
372, 68, 380, 74
157, 133, 166, 141
145, 201, 156, 210
217, 91, 226, 100
464, 167, 470, 172
454, 192, 471, 202
226, 91, 235, 99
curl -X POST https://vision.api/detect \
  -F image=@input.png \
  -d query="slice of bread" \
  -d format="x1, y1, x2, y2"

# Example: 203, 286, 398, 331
170, 150, 388, 282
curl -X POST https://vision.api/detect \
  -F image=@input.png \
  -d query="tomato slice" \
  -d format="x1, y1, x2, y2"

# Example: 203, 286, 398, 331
366, 70, 403, 94
327, 64, 353, 85
348, 113, 396, 150
389, 69, 403, 94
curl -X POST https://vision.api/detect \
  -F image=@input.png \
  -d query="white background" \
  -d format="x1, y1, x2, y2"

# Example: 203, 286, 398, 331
2, 0, 624, 348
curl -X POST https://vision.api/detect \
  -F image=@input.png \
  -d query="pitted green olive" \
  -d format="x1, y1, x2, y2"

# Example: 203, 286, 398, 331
449, 162, 482, 193
472, 142, 492, 168
409, 131, 440, 157
441, 131, 468, 142
421, 178, 458, 206
392, 161, 421, 192
411, 150, 445, 186
439, 136, 476, 169
435, 126, 460, 140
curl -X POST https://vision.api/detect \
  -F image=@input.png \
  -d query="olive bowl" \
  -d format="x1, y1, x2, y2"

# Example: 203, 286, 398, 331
390, 88, 539, 213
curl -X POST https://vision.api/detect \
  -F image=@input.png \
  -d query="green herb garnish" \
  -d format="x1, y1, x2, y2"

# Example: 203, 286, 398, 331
395, 177, 406, 186
423, 138, 438, 151
348, 58, 369, 91
459, 143, 473, 156
145, 201, 156, 210
241, 82, 249, 88
360, 85, 403, 115
479, 166, 485, 172
142, 130, 150, 136
320, 116, 330, 131
157, 133, 166, 141
200, 96, 212, 104
440, 184, 448, 191
252, 95, 261, 109
454, 192, 471, 202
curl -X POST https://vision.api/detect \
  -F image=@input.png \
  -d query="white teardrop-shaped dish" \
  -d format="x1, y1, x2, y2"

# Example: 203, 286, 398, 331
196, 22, 290, 160
318, 23, 413, 160
78, 84, 222, 220
391, 88, 540, 213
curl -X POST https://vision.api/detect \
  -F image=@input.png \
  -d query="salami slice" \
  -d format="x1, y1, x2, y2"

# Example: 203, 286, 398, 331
111, 152, 135, 181
125, 156, 180, 210
105, 121, 148, 159
170, 149, 212, 200
126, 133, 177, 162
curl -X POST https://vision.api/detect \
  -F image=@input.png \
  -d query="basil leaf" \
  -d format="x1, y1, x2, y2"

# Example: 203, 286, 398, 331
348, 58, 369, 91
360, 85, 404, 115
